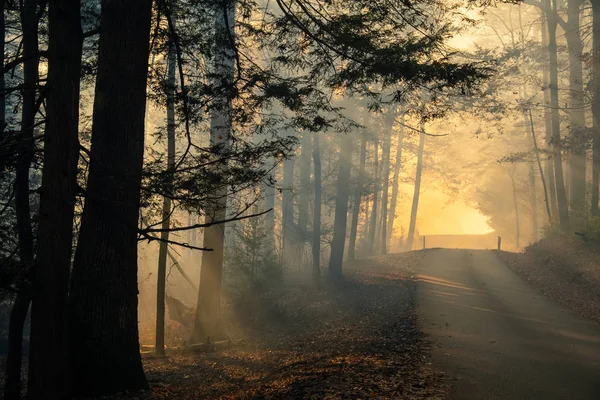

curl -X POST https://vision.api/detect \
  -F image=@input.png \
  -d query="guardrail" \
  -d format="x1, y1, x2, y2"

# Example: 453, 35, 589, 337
420, 234, 502, 250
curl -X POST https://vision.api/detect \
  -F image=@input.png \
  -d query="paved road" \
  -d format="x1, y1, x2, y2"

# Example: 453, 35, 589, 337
416, 249, 600, 400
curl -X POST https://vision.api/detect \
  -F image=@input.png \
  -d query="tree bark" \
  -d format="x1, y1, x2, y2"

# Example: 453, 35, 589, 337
282, 156, 295, 245
405, 117, 426, 251
4, 0, 39, 397
190, 1, 235, 343
592, 0, 600, 216
363, 192, 370, 240
526, 115, 539, 243
510, 167, 521, 248
541, 9, 558, 217
312, 133, 321, 287
546, 0, 570, 230
155, 37, 177, 356
367, 140, 379, 254
0, 0, 5, 135
387, 114, 404, 249
529, 108, 553, 221
380, 112, 393, 254
328, 133, 353, 278
67, 0, 152, 396
28, 0, 82, 398
565, 0, 586, 229
262, 159, 276, 253
348, 131, 367, 261
298, 133, 311, 240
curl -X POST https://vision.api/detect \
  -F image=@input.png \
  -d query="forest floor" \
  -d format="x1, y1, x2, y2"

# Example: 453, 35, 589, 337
114, 251, 446, 400
496, 235, 600, 324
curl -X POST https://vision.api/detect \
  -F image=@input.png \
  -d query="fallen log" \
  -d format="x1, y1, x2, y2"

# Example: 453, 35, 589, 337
139, 339, 243, 356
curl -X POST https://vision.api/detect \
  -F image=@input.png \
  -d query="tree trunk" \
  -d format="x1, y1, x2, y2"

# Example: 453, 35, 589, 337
546, 0, 570, 230
282, 156, 295, 245
529, 108, 553, 221
380, 113, 393, 254
528, 162, 538, 243
67, 0, 152, 396
262, 159, 276, 253
4, 0, 39, 397
4, 293, 30, 400
190, 2, 235, 343
566, 0, 587, 229
592, 0, 600, 216
0, 0, 5, 135
541, 9, 558, 217
298, 133, 311, 240
328, 133, 353, 278
510, 168, 521, 248
405, 117, 426, 251
363, 193, 370, 240
28, 1, 82, 398
348, 131, 367, 260
312, 134, 321, 287
527, 118, 539, 243
387, 115, 404, 249
155, 37, 177, 357
367, 141, 379, 254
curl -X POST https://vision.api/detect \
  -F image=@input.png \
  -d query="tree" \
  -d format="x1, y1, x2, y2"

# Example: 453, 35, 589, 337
4, 0, 41, 397
380, 109, 394, 254
565, 0, 586, 229
405, 110, 426, 251
367, 140, 379, 254
190, 0, 236, 343
545, 0, 570, 230
387, 113, 404, 249
328, 132, 353, 278
312, 133, 322, 287
348, 127, 367, 260
67, 0, 153, 395
27, 0, 82, 398
592, 0, 600, 216
155, 30, 177, 356
508, 165, 521, 248
298, 133, 311, 239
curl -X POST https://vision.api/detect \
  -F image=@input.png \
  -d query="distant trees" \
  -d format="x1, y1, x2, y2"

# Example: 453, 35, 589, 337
405, 111, 426, 251
463, 0, 600, 244
328, 132, 353, 278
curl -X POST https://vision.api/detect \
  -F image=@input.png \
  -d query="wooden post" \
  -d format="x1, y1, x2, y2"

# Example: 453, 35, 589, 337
497, 236, 501, 250
423, 236, 426, 249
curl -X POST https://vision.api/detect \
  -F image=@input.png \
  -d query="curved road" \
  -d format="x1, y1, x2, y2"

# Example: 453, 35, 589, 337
416, 249, 600, 400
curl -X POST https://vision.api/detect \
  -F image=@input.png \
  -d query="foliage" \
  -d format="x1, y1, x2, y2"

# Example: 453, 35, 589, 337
541, 216, 562, 239
585, 215, 600, 241
224, 208, 281, 319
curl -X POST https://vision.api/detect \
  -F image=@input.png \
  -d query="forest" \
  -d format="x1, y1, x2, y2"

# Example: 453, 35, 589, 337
1, 0, 600, 398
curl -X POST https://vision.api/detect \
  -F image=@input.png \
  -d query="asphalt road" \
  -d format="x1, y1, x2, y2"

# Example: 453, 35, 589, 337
416, 249, 600, 400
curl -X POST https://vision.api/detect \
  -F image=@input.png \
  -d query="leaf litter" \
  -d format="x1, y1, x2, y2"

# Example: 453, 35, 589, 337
110, 251, 446, 399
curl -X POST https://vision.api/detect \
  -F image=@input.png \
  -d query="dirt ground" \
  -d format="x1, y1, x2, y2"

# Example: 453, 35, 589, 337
106, 251, 445, 400
496, 235, 600, 324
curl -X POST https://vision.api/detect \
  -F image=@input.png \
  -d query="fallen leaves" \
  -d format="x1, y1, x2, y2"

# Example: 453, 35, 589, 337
110, 251, 446, 399
496, 236, 600, 325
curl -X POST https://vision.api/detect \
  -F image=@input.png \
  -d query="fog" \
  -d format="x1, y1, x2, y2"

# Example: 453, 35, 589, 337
134, 2, 585, 348
2, 0, 599, 397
